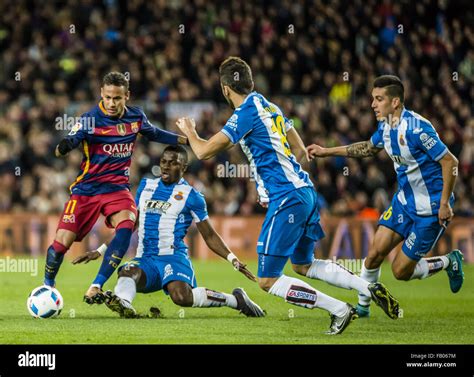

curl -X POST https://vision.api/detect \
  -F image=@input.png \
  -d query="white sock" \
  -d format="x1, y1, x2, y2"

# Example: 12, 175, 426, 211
268, 275, 348, 317
306, 259, 371, 297
192, 287, 238, 309
358, 260, 381, 307
410, 256, 449, 280
115, 277, 136, 303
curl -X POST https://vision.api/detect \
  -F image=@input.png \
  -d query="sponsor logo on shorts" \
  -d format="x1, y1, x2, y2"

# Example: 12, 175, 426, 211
405, 232, 417, 250
62, 214, 75, 223
163, 264, 173, 279
177, 272, 190, 280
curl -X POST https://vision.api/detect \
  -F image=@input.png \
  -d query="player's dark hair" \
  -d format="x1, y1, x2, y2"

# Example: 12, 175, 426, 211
102, 72, 129, 90
373, 75, 404, 103
163, 145, 188, 165
219, 56, 254, 95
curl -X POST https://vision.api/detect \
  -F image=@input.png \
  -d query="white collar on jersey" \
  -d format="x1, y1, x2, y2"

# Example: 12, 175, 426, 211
385, 107, 408, 129
235, 91, 256, 111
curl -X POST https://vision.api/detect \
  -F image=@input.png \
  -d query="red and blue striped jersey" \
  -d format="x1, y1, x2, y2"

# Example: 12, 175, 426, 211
65, 101, 179, 196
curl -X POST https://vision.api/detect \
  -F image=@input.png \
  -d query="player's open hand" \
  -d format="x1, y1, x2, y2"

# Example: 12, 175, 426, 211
438, 203, 454, 226
176, 117, 196, 136
72, 250, 101, 264
231, 259, 257, 282
307, 144, 327, 159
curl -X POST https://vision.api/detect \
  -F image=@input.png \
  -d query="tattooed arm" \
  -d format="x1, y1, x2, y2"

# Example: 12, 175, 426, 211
346, 140, 382, 157
307, 140, 382, 159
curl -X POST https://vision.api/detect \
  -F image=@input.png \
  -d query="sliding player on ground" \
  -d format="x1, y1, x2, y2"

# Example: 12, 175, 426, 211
74, 146, 264, 318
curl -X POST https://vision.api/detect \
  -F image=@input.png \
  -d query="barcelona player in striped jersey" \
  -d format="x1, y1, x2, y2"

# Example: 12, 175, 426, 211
43, 72, 187, 304
177, 57, 400, 335
308, 75, 464, 318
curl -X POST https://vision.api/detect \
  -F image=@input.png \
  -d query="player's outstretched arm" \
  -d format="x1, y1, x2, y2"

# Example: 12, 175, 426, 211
307, 139, 382, 159
72, 247, 103, 264
176, 117, 233, 159
140, 122, 188, 145
287, 128, 309, 163
196, 219, 257, 281
438, 150, 458, 225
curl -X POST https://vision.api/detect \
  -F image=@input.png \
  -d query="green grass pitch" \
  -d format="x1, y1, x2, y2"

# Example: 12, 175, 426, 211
0, 257, 473, 344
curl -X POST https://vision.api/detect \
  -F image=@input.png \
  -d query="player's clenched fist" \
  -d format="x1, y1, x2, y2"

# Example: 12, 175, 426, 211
307, 144, 328, 159
438, 203, 454, 225
176, 117, 196, 136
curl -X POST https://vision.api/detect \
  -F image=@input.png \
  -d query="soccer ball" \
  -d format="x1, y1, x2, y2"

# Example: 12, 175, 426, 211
27, 285, 64, 318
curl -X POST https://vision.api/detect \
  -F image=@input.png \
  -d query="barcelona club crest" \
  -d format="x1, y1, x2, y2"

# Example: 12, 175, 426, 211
117, 123, 127, 136
131, 122, 139, 133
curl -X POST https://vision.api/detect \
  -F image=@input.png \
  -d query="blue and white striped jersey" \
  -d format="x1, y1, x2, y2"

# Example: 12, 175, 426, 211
221, 92, 312, 202
370, 108, 453, 216
135, 177, 208, 257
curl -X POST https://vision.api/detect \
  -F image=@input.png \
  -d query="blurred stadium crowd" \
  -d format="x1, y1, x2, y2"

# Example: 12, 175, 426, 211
0, 0, 473, 218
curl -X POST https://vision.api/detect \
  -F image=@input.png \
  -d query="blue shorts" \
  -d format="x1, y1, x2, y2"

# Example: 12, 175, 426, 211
118, 254, 197, 294
257, 187, 325, 278
378, 197, 446, 261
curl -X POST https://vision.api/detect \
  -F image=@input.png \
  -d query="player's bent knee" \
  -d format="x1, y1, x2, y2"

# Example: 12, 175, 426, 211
170, 289, 193, 307
118, 265, 141, 280
291, 263, 309, 276
391, 265, 411, 281
365, 250, 384, 269
168, 283, 193, 307
110, 210, 136, 228
258, 278, 277, 292
55, 229, 76, 249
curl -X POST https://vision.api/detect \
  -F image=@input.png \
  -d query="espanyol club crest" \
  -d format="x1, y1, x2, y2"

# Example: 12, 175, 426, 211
117, 123, 127, 136
131, 122, 139, 133
174, 192, 184, 201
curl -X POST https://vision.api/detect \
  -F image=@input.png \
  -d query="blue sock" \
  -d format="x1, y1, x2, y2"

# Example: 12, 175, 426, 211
92, 227, 133, 287
44, 241, 68, 287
